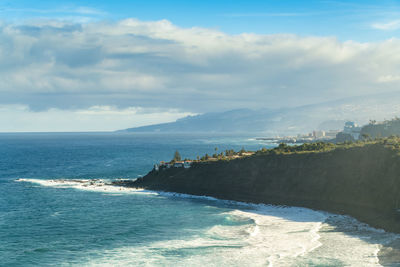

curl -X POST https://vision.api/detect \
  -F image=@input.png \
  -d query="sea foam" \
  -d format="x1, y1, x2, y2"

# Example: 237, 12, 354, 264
15, 178, 157, 195
16, 178, 397, 266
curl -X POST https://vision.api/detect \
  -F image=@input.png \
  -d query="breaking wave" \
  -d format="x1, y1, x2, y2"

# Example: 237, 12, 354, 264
16, 178, 398, 266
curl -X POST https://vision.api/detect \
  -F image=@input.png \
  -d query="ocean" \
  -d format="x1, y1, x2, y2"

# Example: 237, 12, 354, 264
0, 132, 399, 266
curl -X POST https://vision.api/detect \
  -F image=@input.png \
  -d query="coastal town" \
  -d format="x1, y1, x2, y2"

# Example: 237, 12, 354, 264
256, 121, 362, 144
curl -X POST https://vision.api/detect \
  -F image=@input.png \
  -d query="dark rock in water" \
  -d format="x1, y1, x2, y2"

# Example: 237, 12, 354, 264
112, 180, 137, 187
125, 142, 400, 234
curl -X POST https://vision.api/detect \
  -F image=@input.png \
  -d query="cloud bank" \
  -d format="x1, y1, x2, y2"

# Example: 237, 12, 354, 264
0, 105, 194, 132
1, 18, 400, 131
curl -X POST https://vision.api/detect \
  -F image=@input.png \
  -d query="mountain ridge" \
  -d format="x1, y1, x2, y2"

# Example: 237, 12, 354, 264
118, 92, 400, 135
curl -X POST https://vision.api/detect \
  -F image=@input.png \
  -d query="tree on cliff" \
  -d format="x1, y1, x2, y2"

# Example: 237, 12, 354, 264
172, 150, 182, 162
225, 149, 235, 157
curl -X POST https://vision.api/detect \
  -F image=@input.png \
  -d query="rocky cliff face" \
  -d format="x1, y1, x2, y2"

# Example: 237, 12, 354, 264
128, 143, 400, 233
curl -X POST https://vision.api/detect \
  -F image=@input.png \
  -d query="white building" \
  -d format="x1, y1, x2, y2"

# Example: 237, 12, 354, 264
343, 121, 361, 140
312, 130, 326, 139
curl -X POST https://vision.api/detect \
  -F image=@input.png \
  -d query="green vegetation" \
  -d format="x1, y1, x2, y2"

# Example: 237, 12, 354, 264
269, 140, 375, 154
360, 117, 400, 139
193, 137, 400, 163
268, 137, 400, 155
225, 149, 235, 157
335, 132, 355, 143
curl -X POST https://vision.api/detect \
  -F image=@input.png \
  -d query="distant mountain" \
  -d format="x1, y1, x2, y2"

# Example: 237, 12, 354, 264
118, 91, 400, 135
119, 108, 279, 133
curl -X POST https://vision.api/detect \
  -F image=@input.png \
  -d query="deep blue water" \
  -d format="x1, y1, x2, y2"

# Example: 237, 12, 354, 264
0, 133, 398, 266
0, 133, 268, 266
0, 132, 264, 180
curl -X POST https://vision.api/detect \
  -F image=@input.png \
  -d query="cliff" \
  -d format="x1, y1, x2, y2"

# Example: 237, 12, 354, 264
120, 141, 400, 233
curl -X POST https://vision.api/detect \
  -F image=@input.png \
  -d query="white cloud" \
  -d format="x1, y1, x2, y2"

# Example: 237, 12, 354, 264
0, 6, 106, 17
221, 12, 317, 18
372, 20, 400, 30
1, 18, 400, 130
74, 7, 106, 15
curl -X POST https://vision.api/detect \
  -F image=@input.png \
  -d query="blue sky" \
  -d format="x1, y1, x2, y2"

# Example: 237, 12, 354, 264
2, 0, 400, 41
1, 1, 400, 131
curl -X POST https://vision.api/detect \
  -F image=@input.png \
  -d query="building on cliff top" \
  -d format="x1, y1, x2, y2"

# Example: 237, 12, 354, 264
155, 160, 192, 171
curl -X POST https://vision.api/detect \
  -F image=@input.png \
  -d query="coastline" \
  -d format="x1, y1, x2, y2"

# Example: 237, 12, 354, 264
116, 142, 400, 234
17, 178, 400, 265
113, 182, 400, 266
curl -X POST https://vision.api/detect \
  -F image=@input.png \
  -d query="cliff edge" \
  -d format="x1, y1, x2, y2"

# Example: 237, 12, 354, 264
120, 141, 400, 233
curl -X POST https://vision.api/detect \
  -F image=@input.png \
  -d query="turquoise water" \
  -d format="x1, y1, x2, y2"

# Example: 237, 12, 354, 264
0, 133, 398, 266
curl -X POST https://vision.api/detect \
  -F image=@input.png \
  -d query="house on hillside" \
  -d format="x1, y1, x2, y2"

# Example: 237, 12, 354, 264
184, 161, 192, 168
173, 161, 184, 168
155, 160, 193, 171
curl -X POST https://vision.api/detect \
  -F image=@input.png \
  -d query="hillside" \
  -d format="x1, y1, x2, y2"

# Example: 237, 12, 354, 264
118, 139, 400, 233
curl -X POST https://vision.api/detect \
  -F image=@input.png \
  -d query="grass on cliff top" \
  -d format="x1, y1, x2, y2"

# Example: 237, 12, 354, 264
193, 137, 400, 163
260, 137, 400, 155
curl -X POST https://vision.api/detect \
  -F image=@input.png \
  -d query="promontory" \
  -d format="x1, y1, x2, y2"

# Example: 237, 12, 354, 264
115, 139, 400, 233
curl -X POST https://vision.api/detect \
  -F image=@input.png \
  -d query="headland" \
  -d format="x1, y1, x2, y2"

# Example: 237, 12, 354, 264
115, 139, 400, 233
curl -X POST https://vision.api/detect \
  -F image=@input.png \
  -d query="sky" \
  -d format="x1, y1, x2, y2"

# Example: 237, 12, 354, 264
1, 0, 400, 131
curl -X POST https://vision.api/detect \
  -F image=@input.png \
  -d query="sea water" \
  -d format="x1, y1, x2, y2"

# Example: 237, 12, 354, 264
0, 133, 399, 266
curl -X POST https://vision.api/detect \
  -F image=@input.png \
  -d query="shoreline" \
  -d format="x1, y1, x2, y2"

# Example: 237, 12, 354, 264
117, 180, 400, 235
115, 182, 400, 266
116, 182, 400, 266
116, 179, 392, 232
17, 177, 400, 265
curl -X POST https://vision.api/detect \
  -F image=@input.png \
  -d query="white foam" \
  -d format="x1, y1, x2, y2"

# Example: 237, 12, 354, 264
15, 178, 157, 195
229, 208, 326, 266
301, 215, 398, 267
158, 191, 329, 263
17, 178, 397, 266
73, 207, 327, 267
80, 212, 392, 267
